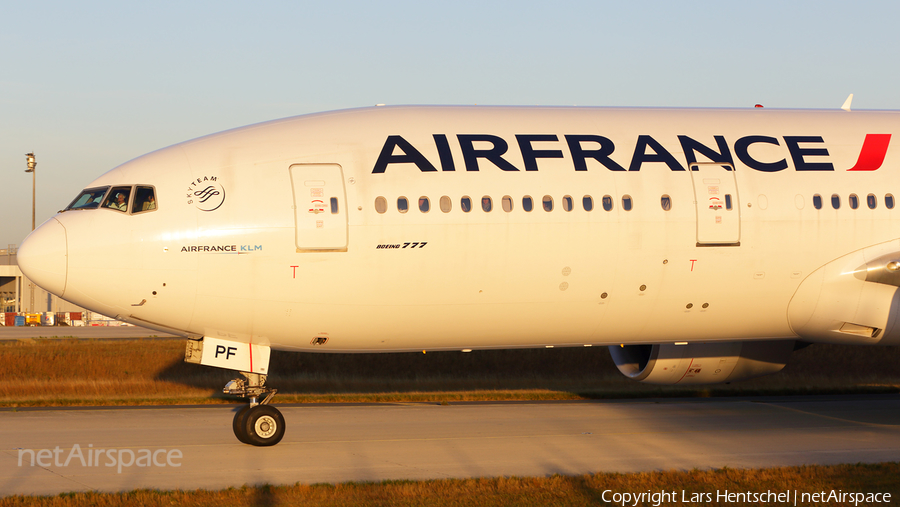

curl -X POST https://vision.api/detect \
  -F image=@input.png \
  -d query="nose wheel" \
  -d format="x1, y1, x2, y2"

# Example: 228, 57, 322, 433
224, 371, 285, 446
233, 404, 285, 446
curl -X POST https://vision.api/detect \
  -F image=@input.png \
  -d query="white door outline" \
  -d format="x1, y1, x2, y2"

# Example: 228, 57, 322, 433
689, 162, 741, 246
289, 164, 348, 252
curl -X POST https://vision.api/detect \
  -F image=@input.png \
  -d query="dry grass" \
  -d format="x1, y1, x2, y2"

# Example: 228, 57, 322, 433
1, 339, 899, 406
1, 463, 898, 506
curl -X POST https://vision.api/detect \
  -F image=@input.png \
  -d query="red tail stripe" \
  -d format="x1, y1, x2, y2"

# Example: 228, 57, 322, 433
848, 134, 891, 171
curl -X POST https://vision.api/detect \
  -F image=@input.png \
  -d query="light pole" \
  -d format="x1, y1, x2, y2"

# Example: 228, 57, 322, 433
25, 152, 35, 314
25, 153, 35, 231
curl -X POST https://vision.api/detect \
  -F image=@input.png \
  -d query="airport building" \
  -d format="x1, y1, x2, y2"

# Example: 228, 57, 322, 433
0, 245, 97, 326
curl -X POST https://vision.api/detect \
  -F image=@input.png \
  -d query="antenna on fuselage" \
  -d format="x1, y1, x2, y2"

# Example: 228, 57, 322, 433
841, 93, 853, 112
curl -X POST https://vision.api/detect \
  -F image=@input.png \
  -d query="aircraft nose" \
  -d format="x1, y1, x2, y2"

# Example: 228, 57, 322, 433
18, 218, 68, 297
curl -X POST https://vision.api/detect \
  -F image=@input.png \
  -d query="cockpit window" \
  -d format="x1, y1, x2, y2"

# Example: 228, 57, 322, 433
64, 184, 157, 214
65, 187, 110, 210
133, 186, 157, 213
103, 186, 132, 212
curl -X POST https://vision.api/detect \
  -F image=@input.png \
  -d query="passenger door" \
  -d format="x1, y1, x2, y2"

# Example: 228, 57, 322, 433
689, 163, 741, 246
289, 164, 348, 252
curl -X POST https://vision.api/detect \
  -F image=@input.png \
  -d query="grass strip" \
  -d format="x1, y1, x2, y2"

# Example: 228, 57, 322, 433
2, 339, 900, 407
2, 463, 898, 506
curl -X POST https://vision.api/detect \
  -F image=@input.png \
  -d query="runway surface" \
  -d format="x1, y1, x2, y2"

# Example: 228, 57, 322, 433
1, 395, 899, 496
0, 326, 177, 340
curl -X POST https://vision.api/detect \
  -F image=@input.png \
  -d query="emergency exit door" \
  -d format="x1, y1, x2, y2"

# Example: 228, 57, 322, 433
289, 164, 348, 252
689, 163, 740, 246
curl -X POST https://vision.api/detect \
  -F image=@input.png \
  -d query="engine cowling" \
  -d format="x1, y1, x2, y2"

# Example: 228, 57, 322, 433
608, 340, 795, 385
788, 239, 900, 345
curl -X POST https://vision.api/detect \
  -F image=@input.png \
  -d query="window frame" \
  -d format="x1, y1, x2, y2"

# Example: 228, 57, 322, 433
481, 196, 493, 212
375, 196, 387, 214
132, 185, 159, 215
65, 186, 111, 211
602, 195, 613, 212
542, 195, 554, 212
102, 186, 133, 213
522, 196, 534, 212
461, 196, 472, 213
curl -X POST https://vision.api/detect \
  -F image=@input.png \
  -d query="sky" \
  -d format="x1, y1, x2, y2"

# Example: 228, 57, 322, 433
2, 0, 900, 247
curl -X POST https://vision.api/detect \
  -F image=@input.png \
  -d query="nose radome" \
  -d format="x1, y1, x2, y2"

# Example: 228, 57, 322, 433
18, 218, 68, 298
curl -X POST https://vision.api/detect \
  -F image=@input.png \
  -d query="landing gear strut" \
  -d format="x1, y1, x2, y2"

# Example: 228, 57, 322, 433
224, 372, 285, 446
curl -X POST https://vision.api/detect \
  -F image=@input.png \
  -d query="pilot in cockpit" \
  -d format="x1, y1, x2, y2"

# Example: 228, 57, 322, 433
142, 194, 156, 211
108, 192, 127, 211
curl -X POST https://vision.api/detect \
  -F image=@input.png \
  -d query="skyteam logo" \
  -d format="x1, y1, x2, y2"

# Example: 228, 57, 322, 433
186, 176, 226, 211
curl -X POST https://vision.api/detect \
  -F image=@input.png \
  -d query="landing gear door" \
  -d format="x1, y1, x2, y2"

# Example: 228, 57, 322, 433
690, 163, 740, 246
289, 164, 348, 252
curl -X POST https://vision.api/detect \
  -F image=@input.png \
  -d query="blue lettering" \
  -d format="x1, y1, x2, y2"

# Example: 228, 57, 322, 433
784, 136, 834, 171
370, 133, 838, 174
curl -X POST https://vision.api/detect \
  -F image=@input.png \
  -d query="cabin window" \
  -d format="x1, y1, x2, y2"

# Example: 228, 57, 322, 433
867, 194, 877, 209
103, 186, 132, 213
522, 196, 534, 212
849, 194, 859, 210
831, 194, 840, 209
542, 195, 553, 212
602, 195, 613, 211
812, 194, 822, 210
583, 195, 593, 211
418, 197, 430, 213
398, 197, 409, 213
501, 195, 513, 212
622, 195, 633, 211
561, 195, 573, 212
887, 194, 895, 209
133, 186, 157, 213
481, 196, 493, 212
461, 196, 472, 213
440, 196, 452, 213
375, 197, 387, 214
660, 195, 671, 211
724, 194, 732, 210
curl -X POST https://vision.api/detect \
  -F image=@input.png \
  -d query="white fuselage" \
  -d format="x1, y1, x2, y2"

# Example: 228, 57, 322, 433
18, 106, 900, 352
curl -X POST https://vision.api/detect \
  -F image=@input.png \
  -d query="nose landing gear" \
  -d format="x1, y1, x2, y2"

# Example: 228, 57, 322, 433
225, 372, 285, 446
233, 404, 285, 446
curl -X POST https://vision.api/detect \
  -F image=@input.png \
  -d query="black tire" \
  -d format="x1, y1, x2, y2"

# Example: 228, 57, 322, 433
232, 405, 252, 444
243, 405, 286, 446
